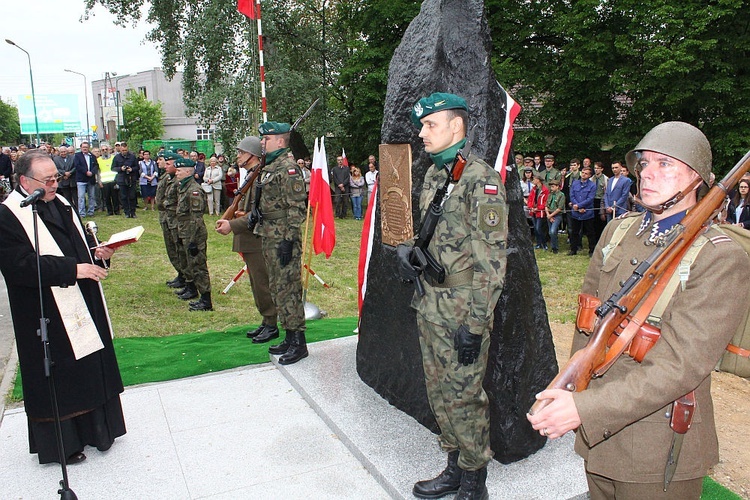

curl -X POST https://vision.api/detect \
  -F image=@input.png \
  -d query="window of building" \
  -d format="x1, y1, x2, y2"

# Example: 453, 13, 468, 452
138, 86, 147, 98
197, 128, 215, 140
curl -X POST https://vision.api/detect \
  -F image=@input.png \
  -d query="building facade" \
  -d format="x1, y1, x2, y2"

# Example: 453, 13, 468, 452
91, 68, 214, 144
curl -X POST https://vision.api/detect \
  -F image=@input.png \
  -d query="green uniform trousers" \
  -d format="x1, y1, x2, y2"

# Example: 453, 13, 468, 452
416, 314, 492, 471
261, 237, 305, 332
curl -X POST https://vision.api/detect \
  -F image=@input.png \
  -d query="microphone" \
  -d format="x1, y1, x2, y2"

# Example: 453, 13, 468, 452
20, 188, 46, 207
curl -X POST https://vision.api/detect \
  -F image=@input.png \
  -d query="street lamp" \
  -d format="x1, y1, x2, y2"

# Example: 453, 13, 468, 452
64, 69, 91, 143
6, 39, 40, 146
114, 74, 130, 141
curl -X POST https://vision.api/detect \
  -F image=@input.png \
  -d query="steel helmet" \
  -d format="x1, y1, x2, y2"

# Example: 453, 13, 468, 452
625, 121, 712, 184
237, 136, 262, 157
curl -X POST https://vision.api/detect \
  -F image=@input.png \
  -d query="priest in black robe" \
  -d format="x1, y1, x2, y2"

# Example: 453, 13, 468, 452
0, 150, 126, 465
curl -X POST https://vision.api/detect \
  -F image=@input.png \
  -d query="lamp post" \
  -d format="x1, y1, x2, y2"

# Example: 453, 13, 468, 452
64, 69, 91, 143
114, 74, 130, 141
6, 39, 40, 146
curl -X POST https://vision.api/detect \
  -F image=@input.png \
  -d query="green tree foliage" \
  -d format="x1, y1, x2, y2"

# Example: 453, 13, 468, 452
86, 0, 750, 175
121, 91, 165, 148
0, 98, 21, 145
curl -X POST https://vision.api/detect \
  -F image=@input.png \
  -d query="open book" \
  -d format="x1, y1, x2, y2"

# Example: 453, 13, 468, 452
99, 226, 145, 249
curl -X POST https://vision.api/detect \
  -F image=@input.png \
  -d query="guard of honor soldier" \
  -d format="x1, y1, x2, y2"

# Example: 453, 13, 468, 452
249, 122, 309, 365
173, 157, 212, 311
397, 93, 508, 500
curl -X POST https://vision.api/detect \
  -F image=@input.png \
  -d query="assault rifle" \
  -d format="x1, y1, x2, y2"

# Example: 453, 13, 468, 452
410, 125, 476, 296
221, 159, 264, 221
528, 149, 750, 416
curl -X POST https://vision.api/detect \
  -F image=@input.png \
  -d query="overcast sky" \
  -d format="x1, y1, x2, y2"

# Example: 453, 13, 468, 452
1, 0, 162, 133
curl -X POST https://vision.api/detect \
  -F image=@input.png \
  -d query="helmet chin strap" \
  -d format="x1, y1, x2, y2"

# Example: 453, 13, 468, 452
633, 176, 704, 215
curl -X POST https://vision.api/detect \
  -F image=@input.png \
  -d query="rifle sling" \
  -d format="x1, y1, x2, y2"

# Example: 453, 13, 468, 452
593, 241, 693, 377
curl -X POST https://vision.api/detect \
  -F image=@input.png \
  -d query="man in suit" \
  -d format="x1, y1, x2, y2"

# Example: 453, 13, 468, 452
215, 136, 279, 343
528, 122, 750, 499
72, 141, 99, 217
603, 160, 632, 220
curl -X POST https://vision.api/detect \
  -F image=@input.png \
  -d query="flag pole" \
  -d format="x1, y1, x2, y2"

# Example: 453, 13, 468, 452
303, 202, 320, 297
255, 0, 268, 122
301, 195, 314, 287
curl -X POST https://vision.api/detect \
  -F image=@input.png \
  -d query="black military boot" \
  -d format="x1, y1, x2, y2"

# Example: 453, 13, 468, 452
412, 450, 462, 499
268, 329, 293, 355
177, 282, 198, 300
189, 292, 213, 311
246, 324, 267, 339
455, 466, 488, 500
252, 324, 280, 344
166, 275, 185, 288
278, 330, 308, 365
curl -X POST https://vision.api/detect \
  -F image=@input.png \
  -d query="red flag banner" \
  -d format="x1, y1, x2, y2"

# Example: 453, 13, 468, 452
237, 0, 257, 19
341, 148, 349, 168
310, 137, 336, 258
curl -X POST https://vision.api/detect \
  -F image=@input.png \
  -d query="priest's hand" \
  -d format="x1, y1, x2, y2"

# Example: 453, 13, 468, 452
94, 245, 115, 261
77, 263, 108, 282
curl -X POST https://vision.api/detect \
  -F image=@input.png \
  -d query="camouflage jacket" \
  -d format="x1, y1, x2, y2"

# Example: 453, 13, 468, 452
254, 150, 307, 240
410, 154, 508, 335
155, 173, 172, 212
176, 177, 206, 222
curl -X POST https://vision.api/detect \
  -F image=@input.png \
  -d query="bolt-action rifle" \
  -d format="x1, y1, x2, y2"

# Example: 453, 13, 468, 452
528, 149, 750, 416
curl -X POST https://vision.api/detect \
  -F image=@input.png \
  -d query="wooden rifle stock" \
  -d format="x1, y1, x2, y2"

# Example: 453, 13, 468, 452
529, 149, 750, 416
220, 156, 266, 220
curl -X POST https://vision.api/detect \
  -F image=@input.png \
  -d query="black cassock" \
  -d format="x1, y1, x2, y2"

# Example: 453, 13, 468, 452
0, 190, 125, 463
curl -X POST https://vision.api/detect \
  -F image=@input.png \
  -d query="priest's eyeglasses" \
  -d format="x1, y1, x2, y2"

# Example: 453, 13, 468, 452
26, 174, 63, 186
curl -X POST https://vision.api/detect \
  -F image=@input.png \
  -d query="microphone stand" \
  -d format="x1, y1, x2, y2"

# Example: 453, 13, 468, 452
30, 199, 78, 500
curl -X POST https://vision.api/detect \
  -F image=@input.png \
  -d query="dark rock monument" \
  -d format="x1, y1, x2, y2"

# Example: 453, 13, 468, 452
356, 0, 559, 463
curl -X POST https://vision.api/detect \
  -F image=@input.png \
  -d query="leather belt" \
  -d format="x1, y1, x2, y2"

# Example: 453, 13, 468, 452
424, 268, 473, 288
726, 343, 750, 358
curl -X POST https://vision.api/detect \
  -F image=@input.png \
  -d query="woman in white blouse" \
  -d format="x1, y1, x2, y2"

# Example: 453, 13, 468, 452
203, 156, 224, 215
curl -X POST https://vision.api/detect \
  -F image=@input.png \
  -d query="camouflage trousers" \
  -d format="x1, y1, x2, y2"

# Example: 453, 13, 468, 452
416, 314, 492, 471
160, 211, 184, 277
261, 237, 305, 332
177, 219, 211, 294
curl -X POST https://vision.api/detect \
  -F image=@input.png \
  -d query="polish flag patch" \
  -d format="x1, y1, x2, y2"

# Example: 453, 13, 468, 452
288, 168, 297, 175
484, 184, 498, 195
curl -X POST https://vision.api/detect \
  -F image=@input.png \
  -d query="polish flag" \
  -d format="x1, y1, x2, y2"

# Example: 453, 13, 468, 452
341, 148, 349, 168
309, 137, 336, 258
492, 81, 522, 184
358, 178, 378, 316
237, 0, 258, 19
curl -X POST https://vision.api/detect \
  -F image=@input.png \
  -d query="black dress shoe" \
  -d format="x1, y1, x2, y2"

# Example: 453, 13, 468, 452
246, 324, 266, 338
252, 325, 280, 343
67, 451, 86, 465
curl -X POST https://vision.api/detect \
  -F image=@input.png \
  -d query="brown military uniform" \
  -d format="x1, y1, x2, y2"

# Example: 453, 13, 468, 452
228, 166, 277, 326
572, 212, 750, 489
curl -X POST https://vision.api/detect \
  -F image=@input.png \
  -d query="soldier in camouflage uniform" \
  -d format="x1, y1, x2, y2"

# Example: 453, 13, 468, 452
165, 154, 192, 300
174, 157, 212, 311
251, 122, 308, 365
396, 93, 507, 500
157, 151, 185, 289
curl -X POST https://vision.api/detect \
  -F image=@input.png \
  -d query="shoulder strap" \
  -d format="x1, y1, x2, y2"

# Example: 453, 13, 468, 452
601, 214, 642, 265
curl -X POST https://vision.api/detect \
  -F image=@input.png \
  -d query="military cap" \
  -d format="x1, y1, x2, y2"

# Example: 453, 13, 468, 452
163, 151, 180, 161
544, 154, 555, 160
548, 179, 560, 186
523, 166, 534, 172
174, 157, 196, 168
411, 92, 468, 127
524, 156, 534, 162
258, 122, 291, 136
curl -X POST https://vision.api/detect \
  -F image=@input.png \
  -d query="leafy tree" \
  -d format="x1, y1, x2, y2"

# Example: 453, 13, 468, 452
0, 98, 21, 145
121, 91, 165, 148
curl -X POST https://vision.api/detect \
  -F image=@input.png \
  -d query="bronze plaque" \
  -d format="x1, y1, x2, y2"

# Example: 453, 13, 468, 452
378, 143, 413, 247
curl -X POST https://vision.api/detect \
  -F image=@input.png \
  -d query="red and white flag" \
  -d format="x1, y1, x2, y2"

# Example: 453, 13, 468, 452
493, 81, 522, 184
358, 178, 378, 316
341, 148, 349, 168
310, 137, 336, 258
237, 0, 258, 19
